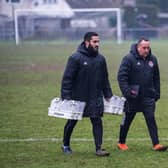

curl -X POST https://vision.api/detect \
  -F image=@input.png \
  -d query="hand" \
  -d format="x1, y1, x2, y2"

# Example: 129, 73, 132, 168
105, 97, 111, 102
130, 90, 138, 95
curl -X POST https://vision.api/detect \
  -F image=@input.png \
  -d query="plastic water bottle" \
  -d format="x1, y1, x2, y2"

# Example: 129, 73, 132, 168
118, 97, 126, 115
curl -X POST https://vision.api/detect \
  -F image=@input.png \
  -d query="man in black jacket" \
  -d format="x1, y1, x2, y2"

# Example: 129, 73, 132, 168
61, 32, 113, 156
117, 37, 167, 151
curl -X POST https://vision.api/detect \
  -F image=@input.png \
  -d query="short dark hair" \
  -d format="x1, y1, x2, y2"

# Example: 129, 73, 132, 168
137, 37, 150, 44
84, 32, 98, 41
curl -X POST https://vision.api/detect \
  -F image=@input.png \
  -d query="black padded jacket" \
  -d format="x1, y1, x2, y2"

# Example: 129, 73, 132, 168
118, 43, 160, 101
61, 42, 112, 117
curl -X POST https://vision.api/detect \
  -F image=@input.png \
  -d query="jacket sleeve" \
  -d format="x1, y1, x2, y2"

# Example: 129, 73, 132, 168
117, 56, 132, 98
102, 58, 113, 98
61, 55, 79, 100
153, 58, 160, 101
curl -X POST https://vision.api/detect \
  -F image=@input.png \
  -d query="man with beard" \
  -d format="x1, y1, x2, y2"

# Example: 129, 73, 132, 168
117, 37, 167, 151
61, 32, 113, 156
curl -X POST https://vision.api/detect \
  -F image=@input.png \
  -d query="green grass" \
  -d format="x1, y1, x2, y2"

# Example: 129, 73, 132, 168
0, 41, 168, 168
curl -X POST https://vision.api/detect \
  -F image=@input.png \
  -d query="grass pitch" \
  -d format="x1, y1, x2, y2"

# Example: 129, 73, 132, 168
0, 41, 168, 168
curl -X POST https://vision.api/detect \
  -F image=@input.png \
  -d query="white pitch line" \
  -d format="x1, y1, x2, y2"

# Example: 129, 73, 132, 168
0, 138, 168, 143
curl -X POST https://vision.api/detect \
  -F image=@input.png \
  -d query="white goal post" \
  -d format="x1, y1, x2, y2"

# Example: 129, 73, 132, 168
14, 8, 122, 45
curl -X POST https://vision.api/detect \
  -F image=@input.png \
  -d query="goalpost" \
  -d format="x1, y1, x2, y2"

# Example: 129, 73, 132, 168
14, 8, 122, 45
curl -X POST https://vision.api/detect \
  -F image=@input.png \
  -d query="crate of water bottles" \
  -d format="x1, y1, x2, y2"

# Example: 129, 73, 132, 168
48, 97, 86, 120
104, 95, 126, 115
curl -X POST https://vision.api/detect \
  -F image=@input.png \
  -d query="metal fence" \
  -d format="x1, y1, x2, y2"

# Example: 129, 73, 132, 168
0, 21, 168, 43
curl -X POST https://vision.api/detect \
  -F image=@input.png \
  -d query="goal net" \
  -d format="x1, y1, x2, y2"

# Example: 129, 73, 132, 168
14, 8, 122, 45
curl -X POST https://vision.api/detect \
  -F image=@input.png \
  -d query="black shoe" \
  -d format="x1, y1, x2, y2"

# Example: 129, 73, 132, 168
61, 145, 72, 154
96, 149, 110, 157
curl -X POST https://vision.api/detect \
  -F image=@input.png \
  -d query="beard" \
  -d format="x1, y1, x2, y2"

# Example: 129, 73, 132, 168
87, 44, 98, 56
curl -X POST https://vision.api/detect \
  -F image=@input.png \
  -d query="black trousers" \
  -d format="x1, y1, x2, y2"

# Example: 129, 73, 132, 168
63, 117, 103, 151
119, 98, 159, 146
